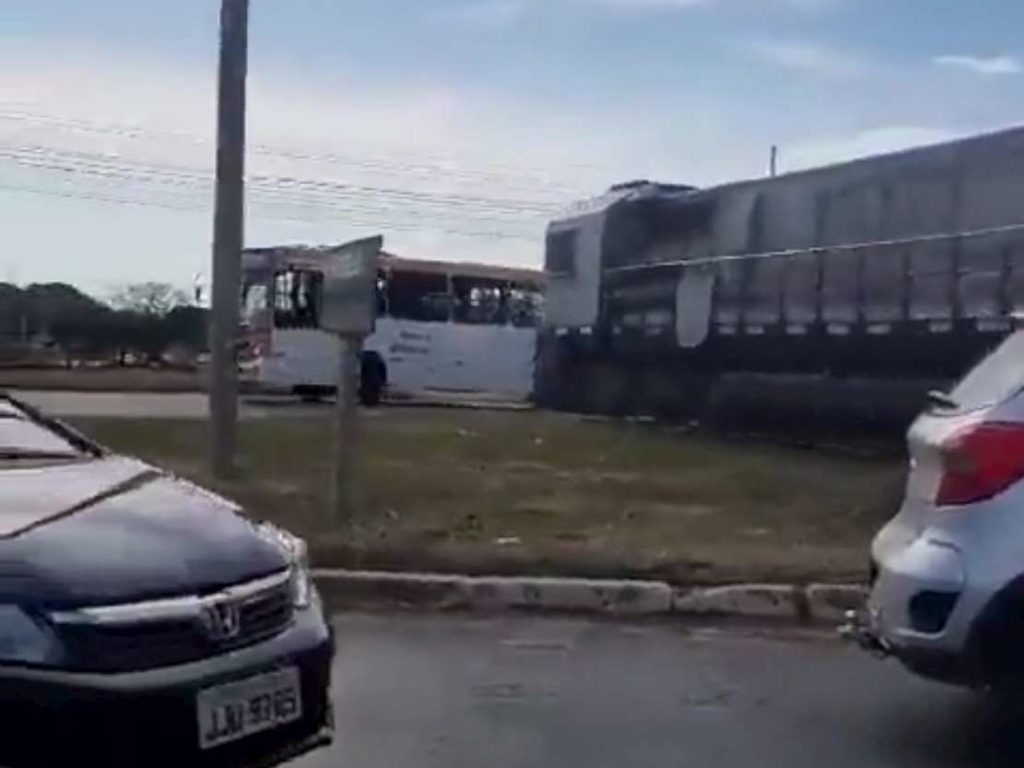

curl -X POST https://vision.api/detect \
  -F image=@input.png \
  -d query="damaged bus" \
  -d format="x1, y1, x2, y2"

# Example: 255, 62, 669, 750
241, 247, 544, 404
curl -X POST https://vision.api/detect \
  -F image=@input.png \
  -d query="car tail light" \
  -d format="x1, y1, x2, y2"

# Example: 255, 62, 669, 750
936, 421, 1024, 506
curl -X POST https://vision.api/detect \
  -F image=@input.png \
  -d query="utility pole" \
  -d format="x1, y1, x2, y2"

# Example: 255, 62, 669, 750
332, 337, 362, 524
209, 0, 250, 479
769, 145, 779, 178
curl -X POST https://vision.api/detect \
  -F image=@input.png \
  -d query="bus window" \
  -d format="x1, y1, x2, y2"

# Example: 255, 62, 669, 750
388, 271, 451, 322
274, 269, 323, 329
508, 285, 543, 328
453, 277, 507, 325
241, 281, 270, 329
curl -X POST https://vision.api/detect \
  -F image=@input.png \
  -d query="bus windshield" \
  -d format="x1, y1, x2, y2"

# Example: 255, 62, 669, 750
241, 281, 269, 328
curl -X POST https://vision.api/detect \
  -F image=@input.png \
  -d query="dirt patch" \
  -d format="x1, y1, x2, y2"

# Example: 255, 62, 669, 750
72, 409, 906, 585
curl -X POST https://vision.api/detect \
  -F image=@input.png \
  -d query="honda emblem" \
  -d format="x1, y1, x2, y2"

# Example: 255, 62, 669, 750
201, 599, 242, 642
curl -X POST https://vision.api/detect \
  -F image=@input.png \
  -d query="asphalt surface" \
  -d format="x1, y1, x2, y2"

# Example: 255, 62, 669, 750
8, 390, 528, 419
295, 611, 1024, 768
8, 390, 313, 419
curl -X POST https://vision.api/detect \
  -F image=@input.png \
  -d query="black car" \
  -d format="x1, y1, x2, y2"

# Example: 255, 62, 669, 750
0, 394, 334, 767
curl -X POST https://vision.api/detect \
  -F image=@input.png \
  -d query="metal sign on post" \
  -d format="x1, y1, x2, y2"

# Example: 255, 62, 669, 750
320, 237, 383, 337
319, 236, 384, 526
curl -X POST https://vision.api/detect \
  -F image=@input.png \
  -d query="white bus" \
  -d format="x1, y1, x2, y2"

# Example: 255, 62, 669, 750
239, 247, 544, 404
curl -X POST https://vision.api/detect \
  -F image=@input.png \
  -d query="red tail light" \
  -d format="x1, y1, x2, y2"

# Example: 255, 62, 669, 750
936, 422, 1024, 506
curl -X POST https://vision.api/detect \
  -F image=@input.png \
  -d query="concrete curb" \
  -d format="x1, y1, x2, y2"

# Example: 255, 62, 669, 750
312, 569, 866, 624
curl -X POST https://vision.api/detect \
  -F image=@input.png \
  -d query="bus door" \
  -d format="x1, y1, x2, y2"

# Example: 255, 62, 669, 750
240, 272, 273, 367
269, 269, 335, 387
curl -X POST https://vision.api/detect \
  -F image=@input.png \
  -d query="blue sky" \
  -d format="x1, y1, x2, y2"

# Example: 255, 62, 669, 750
2, 0, 1024, 295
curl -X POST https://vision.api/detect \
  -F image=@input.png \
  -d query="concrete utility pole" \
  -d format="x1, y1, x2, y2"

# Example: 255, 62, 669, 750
332, 337, 362, 524
209, 0, 250, 479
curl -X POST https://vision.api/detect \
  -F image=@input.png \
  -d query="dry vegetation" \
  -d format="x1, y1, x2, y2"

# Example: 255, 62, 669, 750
74, 409, 906, 584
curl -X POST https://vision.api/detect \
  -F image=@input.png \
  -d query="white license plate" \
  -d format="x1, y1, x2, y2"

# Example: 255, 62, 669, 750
197, 667, 302, 750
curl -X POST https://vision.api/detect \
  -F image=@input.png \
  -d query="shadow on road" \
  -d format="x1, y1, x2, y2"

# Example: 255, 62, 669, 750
871, 691, 1024, 768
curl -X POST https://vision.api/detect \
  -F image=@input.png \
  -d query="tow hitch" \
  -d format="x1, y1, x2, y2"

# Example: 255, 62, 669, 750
839, 609, 891, 658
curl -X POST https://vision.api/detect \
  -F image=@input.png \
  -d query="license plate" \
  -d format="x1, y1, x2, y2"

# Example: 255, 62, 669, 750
197, 667, 302, 750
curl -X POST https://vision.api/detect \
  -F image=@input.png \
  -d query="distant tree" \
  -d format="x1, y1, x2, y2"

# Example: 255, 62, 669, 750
109, 283, 191, 317
105, 283, 201, 364
49, 305, 113, 367
0, 283, 25, 342
103, 310, 169, 365
22, 283, 103, 339
104, 310, 140, 366
1, 280, 205, 366
165, 305, 208, 352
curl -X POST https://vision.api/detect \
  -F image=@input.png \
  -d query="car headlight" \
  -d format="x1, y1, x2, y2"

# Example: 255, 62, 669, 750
0, 606, 61, 666
257, 523, 315, 609
290, 562, 313, 610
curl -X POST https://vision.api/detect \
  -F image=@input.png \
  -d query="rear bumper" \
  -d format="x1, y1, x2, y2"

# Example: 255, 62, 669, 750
843, 606, 976, 685
866, 518, 997, 686
0, 607, 335, 768
862, 452, 1024, 687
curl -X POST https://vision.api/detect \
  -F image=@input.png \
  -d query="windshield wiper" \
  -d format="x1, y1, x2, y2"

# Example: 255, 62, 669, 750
0, 449, 82, 461
926, 390, 959, 410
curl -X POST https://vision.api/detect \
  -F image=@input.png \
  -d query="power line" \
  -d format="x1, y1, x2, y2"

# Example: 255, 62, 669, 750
0, 112, 580, 243
0, 143, 559, 213
0, 108, 606, 196
0, 142, 563, 216
0, 180, 539, 241
0, 149, 549, 234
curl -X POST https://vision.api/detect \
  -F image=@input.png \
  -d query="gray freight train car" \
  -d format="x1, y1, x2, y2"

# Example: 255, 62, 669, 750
535, 127, 1024, 433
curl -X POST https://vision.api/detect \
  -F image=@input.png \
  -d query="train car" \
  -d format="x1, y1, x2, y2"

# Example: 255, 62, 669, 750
535, 128, 1024, 434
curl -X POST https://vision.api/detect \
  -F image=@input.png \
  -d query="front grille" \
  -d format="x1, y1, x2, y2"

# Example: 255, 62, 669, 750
3, 641, 334, 768
55, 573, 294, 672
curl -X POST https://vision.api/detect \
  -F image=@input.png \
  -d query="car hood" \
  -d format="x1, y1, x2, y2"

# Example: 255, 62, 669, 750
1, 455, 290, 607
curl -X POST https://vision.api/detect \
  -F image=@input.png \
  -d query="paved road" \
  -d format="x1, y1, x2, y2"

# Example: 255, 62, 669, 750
9, 390, 325, 419
8, 390, 528, 420
296, 612, 1024, 768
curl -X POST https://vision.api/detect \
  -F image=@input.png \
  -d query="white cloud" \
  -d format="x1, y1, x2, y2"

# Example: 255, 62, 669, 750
450, 0, 835, 21
590, 0, 706, 7
0, 35, 1019, 294
934, 55, 1021, 76
747, 41, 865, 80
783, 126, 962, 171
0, 46, 716, 288
590, 0, 835, 10
448, 0, 531, 29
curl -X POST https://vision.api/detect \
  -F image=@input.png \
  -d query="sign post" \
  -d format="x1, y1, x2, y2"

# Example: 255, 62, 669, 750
318, 236, 384, 526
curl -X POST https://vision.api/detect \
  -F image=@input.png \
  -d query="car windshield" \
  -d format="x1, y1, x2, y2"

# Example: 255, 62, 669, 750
0, 406, 85, 461
940, 331, 1024, 413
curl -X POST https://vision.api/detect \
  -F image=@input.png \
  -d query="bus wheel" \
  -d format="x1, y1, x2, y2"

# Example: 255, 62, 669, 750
295, 385, 329, 403
360, 353, 386, 407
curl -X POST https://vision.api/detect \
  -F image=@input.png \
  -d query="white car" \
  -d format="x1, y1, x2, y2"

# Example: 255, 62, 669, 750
848, 330, 1024, 687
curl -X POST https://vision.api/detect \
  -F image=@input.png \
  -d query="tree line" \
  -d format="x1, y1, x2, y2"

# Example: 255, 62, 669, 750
0, 282, 207, 366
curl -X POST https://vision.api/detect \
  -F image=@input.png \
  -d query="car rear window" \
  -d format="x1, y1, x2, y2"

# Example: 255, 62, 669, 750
0, 411, 83, 456
944, 331, 1024, 413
